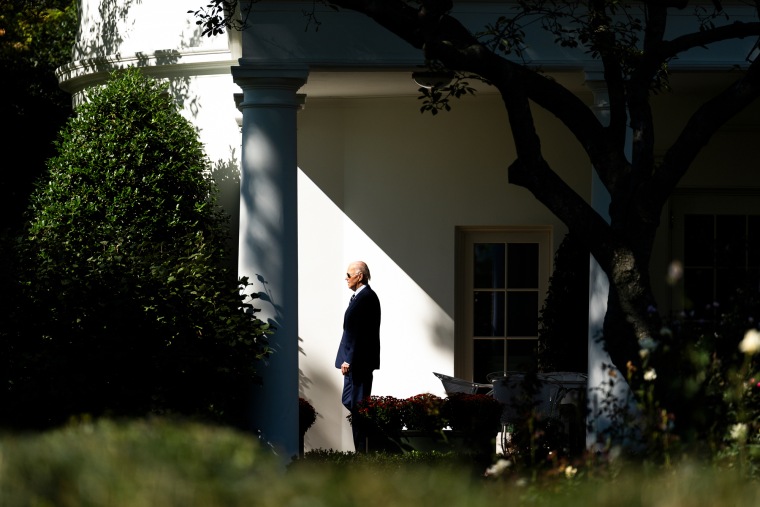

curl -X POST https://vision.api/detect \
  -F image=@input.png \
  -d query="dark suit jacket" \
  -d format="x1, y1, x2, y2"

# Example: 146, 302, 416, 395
335, 285, 381, 373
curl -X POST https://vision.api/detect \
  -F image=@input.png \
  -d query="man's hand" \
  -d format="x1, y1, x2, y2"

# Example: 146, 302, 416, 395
341, 362, 350, 375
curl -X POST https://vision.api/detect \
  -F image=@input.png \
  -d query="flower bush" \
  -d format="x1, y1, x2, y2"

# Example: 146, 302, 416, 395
348, 393, 503, 437
350, 396, 406, 436
404, 393, 448, 432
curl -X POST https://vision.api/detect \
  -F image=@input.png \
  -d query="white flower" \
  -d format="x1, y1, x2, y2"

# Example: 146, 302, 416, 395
484, 459, 511, 478
643, 368, 657, 381
730, 423, 748, 443
739, 329, 760, 355
667, 260, 683, 285
564, 465, 578, 479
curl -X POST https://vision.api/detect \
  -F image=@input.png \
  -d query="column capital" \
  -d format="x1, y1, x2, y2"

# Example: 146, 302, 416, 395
582, 70, 612, 124
583, 71, 609, 101
232, 62, 309, 88
232, 63, 309, 109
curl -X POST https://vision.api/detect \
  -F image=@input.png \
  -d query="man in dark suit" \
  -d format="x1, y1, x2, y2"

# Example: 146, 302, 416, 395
335, 260, 381, 452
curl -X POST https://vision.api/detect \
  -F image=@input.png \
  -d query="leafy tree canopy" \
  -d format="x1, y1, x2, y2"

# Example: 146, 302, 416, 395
0, 0, 77, 233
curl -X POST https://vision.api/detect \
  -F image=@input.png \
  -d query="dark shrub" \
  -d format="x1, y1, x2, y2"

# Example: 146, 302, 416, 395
9, 68, 271, 429
538, 232, 589, 373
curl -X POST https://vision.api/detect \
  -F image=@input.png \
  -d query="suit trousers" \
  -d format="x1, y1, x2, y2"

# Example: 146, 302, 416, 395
342, 370, 374, 452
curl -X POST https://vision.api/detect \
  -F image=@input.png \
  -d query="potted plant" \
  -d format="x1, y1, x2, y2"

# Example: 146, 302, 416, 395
396, 393, 452, 453
446, 393, 503, 435
349, 395, 406, 451
299, 397, 317, 457
350, 393, 503, 456
403, 393, 448, 433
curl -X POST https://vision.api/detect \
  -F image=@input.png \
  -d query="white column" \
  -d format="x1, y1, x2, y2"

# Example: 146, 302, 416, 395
232, 64, 308, 460
584, 72, 634, 450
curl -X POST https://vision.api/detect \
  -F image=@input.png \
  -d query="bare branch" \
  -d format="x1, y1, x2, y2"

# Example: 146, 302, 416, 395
650, 20, 760, 64
650, 57, 760, 207
508, 157, 615, 268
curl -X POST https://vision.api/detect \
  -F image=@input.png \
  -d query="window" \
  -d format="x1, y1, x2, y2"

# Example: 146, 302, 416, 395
670, 192, 760, 321
682, 214, 760, 318
456, 227, 552, 383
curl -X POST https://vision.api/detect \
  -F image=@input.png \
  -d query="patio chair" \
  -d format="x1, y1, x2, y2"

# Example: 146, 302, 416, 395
541, 371, 588, 455
432, 372, 493, 396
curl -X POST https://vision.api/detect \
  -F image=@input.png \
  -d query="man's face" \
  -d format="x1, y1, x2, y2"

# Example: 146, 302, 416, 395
346, 265, 362, 291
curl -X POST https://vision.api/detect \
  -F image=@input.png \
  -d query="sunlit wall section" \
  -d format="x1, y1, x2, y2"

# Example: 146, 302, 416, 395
73, 1, 228, 61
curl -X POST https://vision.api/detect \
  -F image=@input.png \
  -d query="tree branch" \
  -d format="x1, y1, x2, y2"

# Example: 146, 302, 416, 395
627, 3, 667, 177
508, 157, 615, 269
589, 0, 628, 147
332, 0, 628, 206
648, 21, 760, 65
329, 0, 426, 48
649, 57, 760, 207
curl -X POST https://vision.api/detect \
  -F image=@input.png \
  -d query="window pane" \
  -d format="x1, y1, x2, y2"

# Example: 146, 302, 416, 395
684, 267, 713, 315
684, 215, 714, 267
474, 243, 505, 288
716, 215, 745, 267
474, 339, 504, 384
506, 291, 538, 336
473, 291, 505, 336
507, 243, 538, 288
507, 340, 538, 372
749, 216, 760, 268
748, 269, 760, 292
716, 267, 744, 304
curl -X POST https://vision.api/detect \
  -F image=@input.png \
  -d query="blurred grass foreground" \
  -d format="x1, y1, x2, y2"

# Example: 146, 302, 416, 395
1, 417, 759, 507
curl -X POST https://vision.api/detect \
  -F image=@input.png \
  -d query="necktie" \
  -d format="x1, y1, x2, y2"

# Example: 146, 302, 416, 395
350, 294, 356, 304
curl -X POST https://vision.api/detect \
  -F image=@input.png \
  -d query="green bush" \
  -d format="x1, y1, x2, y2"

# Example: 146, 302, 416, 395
2, 418, 759, 507
7, 68, 271, 429
0, 417, 280, 507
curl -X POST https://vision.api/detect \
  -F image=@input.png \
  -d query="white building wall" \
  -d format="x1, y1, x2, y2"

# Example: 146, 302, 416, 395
73, 1, 227, 60
60, 0, 760, 454
296, 94, 586, 451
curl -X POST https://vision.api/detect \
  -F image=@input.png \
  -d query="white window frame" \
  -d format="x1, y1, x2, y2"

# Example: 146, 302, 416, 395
454, 226, 552, 382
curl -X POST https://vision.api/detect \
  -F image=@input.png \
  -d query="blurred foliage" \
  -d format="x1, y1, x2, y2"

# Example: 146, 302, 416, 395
3, 68, 271, 430
0, 417, 280, 507
590, 284, 760, 470
1, 417, 760, 507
